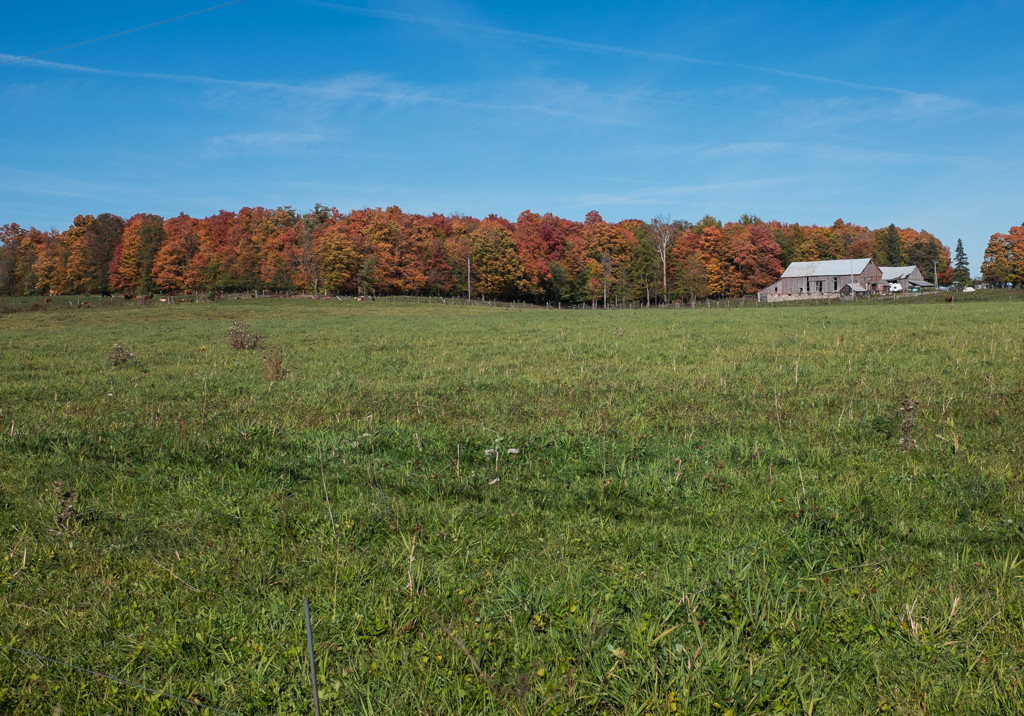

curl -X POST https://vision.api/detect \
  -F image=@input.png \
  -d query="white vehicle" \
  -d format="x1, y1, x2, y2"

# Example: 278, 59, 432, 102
888, 282, 903, 292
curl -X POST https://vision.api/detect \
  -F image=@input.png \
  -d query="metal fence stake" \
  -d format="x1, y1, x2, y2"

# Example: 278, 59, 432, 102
304, 599, 321, 716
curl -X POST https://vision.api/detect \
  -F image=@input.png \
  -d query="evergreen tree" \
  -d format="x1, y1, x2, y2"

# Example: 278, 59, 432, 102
953, 238, 971, 285
874, 224, 904, 266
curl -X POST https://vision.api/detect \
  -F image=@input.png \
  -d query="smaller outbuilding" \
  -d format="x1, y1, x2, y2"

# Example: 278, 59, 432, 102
840, 282, 870, 299
880, 265, 930, 292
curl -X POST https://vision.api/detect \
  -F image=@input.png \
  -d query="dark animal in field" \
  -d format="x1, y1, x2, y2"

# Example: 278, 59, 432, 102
122, 294, 135, 301
945, 295, 953, 303
101, 291, 112, 297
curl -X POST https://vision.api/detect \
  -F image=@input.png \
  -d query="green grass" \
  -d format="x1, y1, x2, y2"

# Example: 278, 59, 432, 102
1, 295, 1023, 714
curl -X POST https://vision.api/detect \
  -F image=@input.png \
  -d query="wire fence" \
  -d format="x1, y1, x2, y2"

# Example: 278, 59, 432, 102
3, 286, 1018, 316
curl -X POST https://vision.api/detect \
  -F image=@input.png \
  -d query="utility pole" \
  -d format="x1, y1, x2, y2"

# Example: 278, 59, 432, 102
933, 260, 938, 291
467, 257, 471, 302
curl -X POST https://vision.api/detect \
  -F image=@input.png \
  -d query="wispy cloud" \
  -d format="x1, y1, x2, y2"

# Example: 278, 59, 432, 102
618, 140, 977, 166
556, 174, 661, 185
801, 143, 977, 167
765, 90, 975, 131
0, 165, 121, 202
614, 142, 783, 160
0, 0, 247, 67
0, 52, 285, 90
698, 142, 789, 158
305, 0, 970, 107
896, 92, 972, 116
556, 85, 732, 114
0, 52, 429, 105
211, 131, 324, 147
572, 177, 797, 208
0, 52, 646, 125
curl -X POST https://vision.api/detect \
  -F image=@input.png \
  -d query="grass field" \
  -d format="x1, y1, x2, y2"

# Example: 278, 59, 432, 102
1, 295, 1023, 714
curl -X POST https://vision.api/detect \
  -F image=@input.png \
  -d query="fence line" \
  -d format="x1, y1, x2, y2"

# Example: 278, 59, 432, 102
0, 643, 241, 715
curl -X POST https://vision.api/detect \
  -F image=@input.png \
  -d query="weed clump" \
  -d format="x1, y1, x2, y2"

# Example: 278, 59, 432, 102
53, 482, 81, 533
261, 346, 288, 381
109, 343, 137, 366
227, 321, 263, 350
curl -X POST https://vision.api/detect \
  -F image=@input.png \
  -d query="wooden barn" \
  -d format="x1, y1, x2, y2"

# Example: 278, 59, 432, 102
758, 258, 883, 302
880, 265, 931, 291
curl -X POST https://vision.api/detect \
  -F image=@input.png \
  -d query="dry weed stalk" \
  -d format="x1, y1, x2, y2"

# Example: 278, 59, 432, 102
261, 346, 288, 381
406, 536, 417, 597
898, 398, 918, 452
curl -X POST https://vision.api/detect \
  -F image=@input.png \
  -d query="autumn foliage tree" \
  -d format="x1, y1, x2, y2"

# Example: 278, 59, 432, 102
111, 214, 165, 293
2, 227, 53, 295
729, 222, 782, 295
62, 214, 124, 295
152, 214, 200, 293
581, 211, 637, 307
982, 224, 1024, 286
670, 226, 710, 303
32, 229, 71, 295
514, 210, 564, 298
471, 216, 521, 300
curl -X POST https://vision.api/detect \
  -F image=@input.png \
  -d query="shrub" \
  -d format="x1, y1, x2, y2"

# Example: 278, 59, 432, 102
109, 343, 137, 366
226, 321, 263, 350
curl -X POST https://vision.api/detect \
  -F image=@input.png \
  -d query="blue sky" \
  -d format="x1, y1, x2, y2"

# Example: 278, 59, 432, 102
2, 1, 1022, 271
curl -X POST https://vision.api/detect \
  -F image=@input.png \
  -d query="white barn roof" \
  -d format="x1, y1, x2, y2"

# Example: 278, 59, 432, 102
880, 266, 919, 281
780, 258, 873, 278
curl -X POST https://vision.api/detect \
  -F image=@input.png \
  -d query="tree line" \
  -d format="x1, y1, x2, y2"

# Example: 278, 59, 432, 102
0, 206, 962, 303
